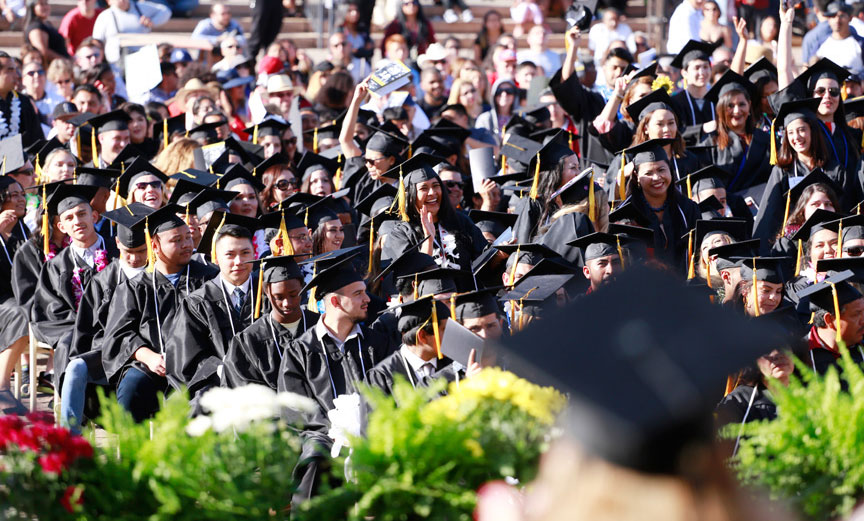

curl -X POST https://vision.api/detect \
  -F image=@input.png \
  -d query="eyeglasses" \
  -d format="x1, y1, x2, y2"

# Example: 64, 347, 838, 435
814, 87, 841, 98
364, 156, 387, 165
25, 70, 45, 77
444, 181, 463, 189
288, 233, 312, 242
135, 180, 162, 190
846, 246, 864, 256
498, 88, 518, 96
282, 137, 297, 146
275, 179, 298, 191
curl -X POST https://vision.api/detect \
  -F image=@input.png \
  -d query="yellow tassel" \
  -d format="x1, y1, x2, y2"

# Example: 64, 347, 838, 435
588, 173, 596, 223
529, 152, 541, 200
407, 143, 412, 159
279, 214, 291, 255
858, 202, 862, 215
508, 245, 521, 285
616, 236, 625, 269
618, 153, 626, 203
501, 154, 506, 175
163, 119, 168, 150
254, 264, 264, 319
431, 303, 442, 359
210, 212, 226, 262
704, 255, 712, 288
838, 221, 844, 257
304, 207, 309, 228
752, 258, 760, 317
34, 154, 41, 184
333, 154, 343, 190
91, 128, 99, 168
517, 299, 525, 331
724, 374, 740, 397
308, 265, 317, 311
686, 230, 695, 280
568, 130, 574, 152
686, 174, 692, 200
769, 118, 777, 166
830, 282, 842, 343
184, 204, 190, 226
413, 273, 419, 300
252, 125, 259, 145
313, 127, 319, 154
795, 239, 803, 276
398, 166, 409, 222
449, 294, 456, 320
145, 216, 156, 273
781, 189, 792, 233
76, 131, 82, 161
41, 184, 49, 260
367, 221, 374, 275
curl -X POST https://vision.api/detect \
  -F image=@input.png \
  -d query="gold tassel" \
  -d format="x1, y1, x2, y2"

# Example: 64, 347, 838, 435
367, 221, 374, 275
254, 264, 264, 319
145, 216, 156, 272
308, 265, 317, 311
407, 143, 412, 159
724, 374, 740, 397
91, 129, 99, 168
303, 207, 309, 228
838, 221, 844, 257
333, 154, 343, 190
616, 235, 625, 269
508, 245, 521, 285
431, 303, 442, 359
704, 254, 712, 288
163, 119, 168, 150
41, 184, 49, 260
685, 174, 692, 200
279, 214, 290, 255
769, 119, 777, 165
686, 230, 695, 280
252, 124, 259, 145
34, 154, 41, 184
618, 153, 626, 203
501, 154, 506, 175
210, 212, 226, 262
568, 130, 574, 152
830, 282, 842, 343
398, 166, 409, 222
313, 127, 319, 154
76, 131, 82, 161
449, 294, 456, 320
529, 152, 541, 200
588, 173, 596, 223
413, 273, 419, 300
517, 299, 525, 331
781, 189, 792, 233
752, 257, 760, 317
795, 239, 803, 276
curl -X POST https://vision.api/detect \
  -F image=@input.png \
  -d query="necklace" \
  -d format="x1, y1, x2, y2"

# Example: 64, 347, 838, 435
0, 92, 21, 139
647, 200, 668, 212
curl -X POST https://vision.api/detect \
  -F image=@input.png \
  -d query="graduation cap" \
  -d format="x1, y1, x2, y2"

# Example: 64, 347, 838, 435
450, 287, 502, 322
412, 125, 470, 158
377, 239, 437, 284
774, 98, 821, 131
515, 103, 553, 127
796, 58, 850, 92
492, 265, 784, 474
187, 122, 222, 144
568, 232, 629, 262
844, 96, 864, 120
468, 210, 517, 238
197, 210, 261, 260
503, 114, 538, 137
31, 137, 66, 172
379, 153, 446, 220
703, 69, 757, 105
303, 119, 342, 154
790, 208, 844, 242
822, 214, 864, 246
675, 165, 729, 200
524, 136, 575, 200
304, 202, 341, 233
301, 246, 365, 297
388, 295, 451, 355
549, 166, 599, 219
114, 157, 169, 200
223, 137, 265, 166
86, 110, 131, 134
219, 163, 265, 192
365, 129, 409, 158
243, 117, 290, 145
170, 168, 221, 188
564, 0, 597, 31
624, 88, 674, 123
252, 254, 305, 284
500, 134, 543, 168
797, 269, 862, 342
670, 40, 719, 70
496, 243, 561, 270
609, 200, 652, 228
698, 195, 725, 218
295, 150, 340, 180
744, 57, 778, 85
253, 152, 293, 177
615, 140, 673, 201
683, 219, 750, 281
101, 202, 155, 248
499, 272, 574, 324
607, 223, 655, 260
153, 114, 186, 149
708, 238, 762, 271
397, 267, 463, 298
174, 183, 238, 221
107, 144, 144, 171
355, 183, 398, 218
816, 257, 864, 282
45, 183, 99, 216
628, 62, 658, 82
782, 167, 837, 229
258, 208, 307, 259
75, 166, 121, 189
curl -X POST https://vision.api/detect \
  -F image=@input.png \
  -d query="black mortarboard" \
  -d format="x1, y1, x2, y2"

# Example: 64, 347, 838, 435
219, 163, 265, 192
153, 114, 187, 147
355, 183, 398, 218
790, 209, 845, 242
703, 70, 756, 105
101, 202, 154, 248
822, 214, 864, 244
114, 157, 169, 200
197, 210, 261, 257
500, 134, 543, 166
568, 232, 629, 261
504, 114, 537, 137
624, 88, 674, 122
786, 168, 837, 210
515, 103, 553, 127
412, 125, 470, 158
365, 129, 408, 158
75, 166, 120, 189
243, 117, 290, 141
25, 138, 46, 159
167, 178, 203, 205
498, 273, 573, 304
107, 144, 143, 171
468, 210, 517, 237
146, 203, 188, 234
675, 165, 729, 197
86, 110, 131, 134
223, 137, 265, 165
736, 256, 790, 284
796, 58, 850, 92
377, 240, 437, 282
629, 62, 658, 82
527, 135, 575, 175
692, 218, 749, 247
744, 57, 778, 84
767, 81, 808, 115
389, 295, 451, 333
708, 238, 762, 271
45, 183, 99, 216
493, 265, 783, 474
623, 138, 673, 167
305, 204, 340, 233
698, 195, 725, 219
380, 153, 443, 184
32, 138, 66, 170
797, 269, 862, 313
670, 40, 719, 69
816, 257, 864, 280
773, 97, 821, 129
254, 152, 292, 176
303, 120, 341, 144
397, 267, 463, 297
259, 208, 306, 232
187, 122, 222, 144
170, 168, 221, 188
496, 243, 561, 268
296, 150, 340, 179
608, 201, 652, 228
844, 96, 864, 120
607, 223, 655, 260
564, 0, 597, 31
301, 247, 365, 295
452, 287, 502, 321
249, 255, 305, 284
176, 185, 238, 221
549, 166, 599, 206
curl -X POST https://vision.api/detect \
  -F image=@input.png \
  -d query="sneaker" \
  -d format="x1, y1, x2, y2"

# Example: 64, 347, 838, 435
461, 9, 474, 22
0, 390, 27, 416
37, 371, 53, 394
443, 8, 459, 23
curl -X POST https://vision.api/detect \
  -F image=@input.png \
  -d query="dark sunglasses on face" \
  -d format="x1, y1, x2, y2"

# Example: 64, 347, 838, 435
282, 137, 297, 146
275, 179, 298, 191
846, 246, 864, 256
498, 88, 518, 95
814, 87, 841, 97
445, 181, 463, 189
135, 180, 162, 190
365, 156, 387, 165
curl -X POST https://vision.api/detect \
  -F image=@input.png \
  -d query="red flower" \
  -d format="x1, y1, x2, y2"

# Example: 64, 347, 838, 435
67, 436, 93, 459
8, 428, 39, 452
38, 452, 69, 475
25, 411, 54, 425
60, 485, 84, 513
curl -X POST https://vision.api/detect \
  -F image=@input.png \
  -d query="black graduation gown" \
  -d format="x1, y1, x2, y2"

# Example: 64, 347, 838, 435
166, 275, 270, 395
369, 308, 401, 354
624, 192, 701, 270
703, 129, 773, 192
383, 213, 488, 274
511, 197, 546, 244
101, 261, 219, 387
366, 348, 460, 396
336, 156, 369, 206
11, 238, 45, 316
538, 210, 595, 266
715, 384, 777, 428
595, 119, 636, 156
603, 150, 704, 198
548, 69, 614, 166
819, 119, 860, 174
806, 342, 864, 375
31, 241, 119, 350
222, 309, 319, 390
0, 232, 27, 351
669, 90, 714, 144
94, 216, 116, 246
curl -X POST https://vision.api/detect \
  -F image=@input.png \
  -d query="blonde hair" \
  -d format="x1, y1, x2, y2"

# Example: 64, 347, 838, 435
550, 189, 610, 233
446, 78, 478, 109
46, 58, 74, 87
153, 138, 199, 175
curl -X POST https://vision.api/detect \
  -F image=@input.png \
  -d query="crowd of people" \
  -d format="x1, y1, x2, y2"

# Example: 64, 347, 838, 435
0, 0, 862, 510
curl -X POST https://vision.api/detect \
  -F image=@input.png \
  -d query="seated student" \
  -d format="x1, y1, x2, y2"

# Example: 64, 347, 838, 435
707, 239, 762, 303
276, 250, 390, 502
729, 257, 788, 318
167, 220, 263, 398
32, 184, 118, 355
797, 270, 864, 374
60, 203, 151, 434
451, 288, 506, 341
676, 165, 754, 224
368, 296, 480, 395
570, 232, 627, 294
102, 204, 218, 422
717, 349, 794, 430
223, 255, 319, 390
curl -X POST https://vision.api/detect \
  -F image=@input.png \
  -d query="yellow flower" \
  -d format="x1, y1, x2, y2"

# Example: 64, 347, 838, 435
464, 439, 484, 458
652, 75, 675, 95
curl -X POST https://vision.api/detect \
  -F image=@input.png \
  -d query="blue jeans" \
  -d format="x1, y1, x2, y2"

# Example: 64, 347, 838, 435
60, 359, 108, 435
116, 367, 164, 423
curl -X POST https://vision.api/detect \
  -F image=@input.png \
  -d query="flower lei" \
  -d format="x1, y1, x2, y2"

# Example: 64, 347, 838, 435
45, 236, 72, 262
72, 249, 108, 309
432, 226, 460, 269
0, 91, 22, 139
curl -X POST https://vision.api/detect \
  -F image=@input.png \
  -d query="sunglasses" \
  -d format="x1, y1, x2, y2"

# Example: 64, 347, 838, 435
282, 137, 297, 146
846, 246, 864, 257
25, 70, 45, 77
275, 179, 298, 191
364, 156, 387, 165
445, 181, 463, 189
498, 88, 518, 95
814, 87, 841, 97
135, 180, 162, 190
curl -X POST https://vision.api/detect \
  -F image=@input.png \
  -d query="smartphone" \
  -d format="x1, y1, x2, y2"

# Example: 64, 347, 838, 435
744, 196, 759, 217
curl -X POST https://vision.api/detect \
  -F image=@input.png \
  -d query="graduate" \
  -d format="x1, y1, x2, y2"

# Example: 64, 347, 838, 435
276, 249, 390, 502
114, 157, 170, 210
450, 288, 506, 341
668, 40, 719, 139
260, 209, 315, 262
707, 239, 762, 303
31, 184, 118, 355
76, 166, 122, 244
569, 232, 627, 293
222, 255, 319, 390
85, 110, 132, 169
60, 202, 151, 434
728, 257, 789, 318
102, 204, 218, 422
243, 117, 292, 160
675, 165, 753, 223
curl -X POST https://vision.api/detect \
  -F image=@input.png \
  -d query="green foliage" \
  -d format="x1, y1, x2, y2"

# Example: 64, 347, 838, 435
729, 348, 864, 520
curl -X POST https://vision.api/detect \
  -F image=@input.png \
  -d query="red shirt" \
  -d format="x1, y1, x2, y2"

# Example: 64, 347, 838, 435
808, 326, 839, 358
58, 7, 103, 56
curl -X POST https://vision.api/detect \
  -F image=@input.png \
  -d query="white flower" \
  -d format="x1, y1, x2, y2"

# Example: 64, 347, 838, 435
276, 392, 317, 415
327, 392, 363, 458
196, 384, 315, 433
186, 415, 213, 437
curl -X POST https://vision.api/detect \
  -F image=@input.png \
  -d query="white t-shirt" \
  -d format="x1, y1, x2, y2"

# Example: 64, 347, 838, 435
667, 1, 703, 55
816, 36, 864, 74
588, 22, 633, 65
